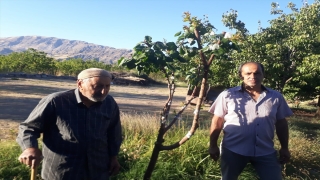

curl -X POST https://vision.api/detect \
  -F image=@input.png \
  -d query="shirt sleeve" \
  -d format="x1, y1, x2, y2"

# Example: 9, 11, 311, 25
276, 93, 294, 120
107, 102, 122, 157
208, 90, 228, 118
16, 95, 55, 151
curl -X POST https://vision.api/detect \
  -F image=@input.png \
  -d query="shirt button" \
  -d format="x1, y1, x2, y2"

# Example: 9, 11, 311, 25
257, 124, 259, 126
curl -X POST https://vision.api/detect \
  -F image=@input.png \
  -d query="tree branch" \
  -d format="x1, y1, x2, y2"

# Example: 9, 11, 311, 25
194, 28, 202, 49
199, 50, 207, 66
207, 54, 215, 66
164, 96, 195, 132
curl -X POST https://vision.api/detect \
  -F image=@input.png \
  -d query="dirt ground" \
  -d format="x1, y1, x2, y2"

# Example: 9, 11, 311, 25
0, 77, 196, 140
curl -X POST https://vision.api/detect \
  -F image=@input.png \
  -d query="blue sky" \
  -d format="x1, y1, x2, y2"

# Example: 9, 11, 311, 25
0, 0, 313, 49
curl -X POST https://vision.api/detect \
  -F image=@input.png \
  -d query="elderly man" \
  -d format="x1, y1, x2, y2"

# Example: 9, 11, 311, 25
16, 68, 122, 180
209, 62, 293, 180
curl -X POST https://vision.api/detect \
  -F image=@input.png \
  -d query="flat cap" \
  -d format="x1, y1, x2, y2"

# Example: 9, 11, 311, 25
77, 68, 112, 80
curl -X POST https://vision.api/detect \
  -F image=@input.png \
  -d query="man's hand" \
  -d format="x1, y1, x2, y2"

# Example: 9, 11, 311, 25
209, 145, 220, 161
279, 148, 290, 164
209, 115, 223, 161
18, 148, 43, 169
108, 156, 120, 176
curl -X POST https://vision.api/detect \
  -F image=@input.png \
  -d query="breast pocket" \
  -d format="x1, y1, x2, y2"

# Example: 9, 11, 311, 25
263, 98, 277, 123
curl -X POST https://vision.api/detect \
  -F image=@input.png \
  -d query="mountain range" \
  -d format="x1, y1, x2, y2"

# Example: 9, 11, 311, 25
0, 36, 132, 64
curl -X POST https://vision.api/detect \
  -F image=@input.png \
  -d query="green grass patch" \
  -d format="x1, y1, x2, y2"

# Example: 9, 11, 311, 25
1, 113, 319, 179
0, 142, 40, 180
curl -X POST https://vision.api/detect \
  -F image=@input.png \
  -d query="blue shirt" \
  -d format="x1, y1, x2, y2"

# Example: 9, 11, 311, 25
209, 85, 293, 156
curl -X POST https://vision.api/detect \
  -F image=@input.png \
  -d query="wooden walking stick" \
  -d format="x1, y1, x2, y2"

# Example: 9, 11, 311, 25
30, 166, 37, 180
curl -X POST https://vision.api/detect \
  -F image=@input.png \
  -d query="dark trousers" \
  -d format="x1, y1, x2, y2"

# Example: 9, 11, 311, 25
220, 147, 282, 180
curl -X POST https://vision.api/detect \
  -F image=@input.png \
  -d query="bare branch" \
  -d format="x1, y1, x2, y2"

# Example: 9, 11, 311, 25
285, 77, 293, 84
199, 50, 207, 66
160, 142, 180, 150
164, 96, 195, 132
207, 54, 215, 66
194, 28, 202, 49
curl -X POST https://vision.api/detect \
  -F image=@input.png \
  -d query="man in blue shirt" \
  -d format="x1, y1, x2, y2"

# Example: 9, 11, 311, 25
209, 62, 292, 180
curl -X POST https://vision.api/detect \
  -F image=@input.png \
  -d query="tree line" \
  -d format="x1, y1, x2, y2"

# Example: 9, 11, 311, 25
0, 48, 124, 77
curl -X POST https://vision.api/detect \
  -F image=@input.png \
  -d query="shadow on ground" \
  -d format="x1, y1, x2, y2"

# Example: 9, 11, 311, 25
0, 83, 70, 121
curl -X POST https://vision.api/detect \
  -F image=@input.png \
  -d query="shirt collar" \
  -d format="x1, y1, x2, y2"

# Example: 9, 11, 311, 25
237, 83, 269, 92
74, 88, 104, 106
74, 88, 83, 104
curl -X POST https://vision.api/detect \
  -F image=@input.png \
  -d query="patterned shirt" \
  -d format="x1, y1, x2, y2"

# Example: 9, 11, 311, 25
16, 89, 122, 180
208, 85, 293, 157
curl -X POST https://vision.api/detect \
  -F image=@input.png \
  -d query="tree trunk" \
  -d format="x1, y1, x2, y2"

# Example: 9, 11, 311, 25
143, 124, 165, 180
143, 64, 210, 179
189, 66, 209, 134
316, 95, 320, 117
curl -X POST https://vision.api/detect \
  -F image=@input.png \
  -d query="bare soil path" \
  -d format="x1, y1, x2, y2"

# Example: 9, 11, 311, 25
0, 77, 191, 140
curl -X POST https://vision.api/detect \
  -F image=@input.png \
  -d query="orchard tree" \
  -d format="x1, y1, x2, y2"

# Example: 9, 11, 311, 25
284, 1, 320, 114
0, 55, 11, 72
263, 2, 320, 94
290, 54, 320, 115
23, 48, 56, 74
83, 59, 110, 70
4, 51, 33, 73
118, 12, 239, 179
56, 58, 86, 76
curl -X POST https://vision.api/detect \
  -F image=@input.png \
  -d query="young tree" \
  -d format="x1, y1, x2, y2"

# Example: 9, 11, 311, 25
118, 12, 239, 179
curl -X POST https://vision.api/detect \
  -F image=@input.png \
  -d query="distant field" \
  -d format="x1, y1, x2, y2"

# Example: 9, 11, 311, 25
0, 77, 195, 140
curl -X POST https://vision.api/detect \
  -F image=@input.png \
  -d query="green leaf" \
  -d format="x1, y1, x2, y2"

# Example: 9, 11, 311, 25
126, 59, 137, 69
134, 44, 146, 51
174, 31, 182, 37
117, 57, 125, 65
179, 47, 186, 54
185, 32, 196, 39
144, 36, 152, 43
166, 63, 175, 71
177, 56, 188, 63
189, 67, 197, 72
118, 58, 137, 69
118, 58, 130, 67
165, 56, 174, 62
133, 51, 147, 60
169, 51, 179, 59
199, 27, 208, 35
166, 42, 178, 51
185, 74, 191, 80
177, 35, 185, 42
153, 41, 165, 51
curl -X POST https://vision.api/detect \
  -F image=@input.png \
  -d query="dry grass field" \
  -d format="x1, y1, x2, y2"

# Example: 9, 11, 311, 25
0, 77, 195, 141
